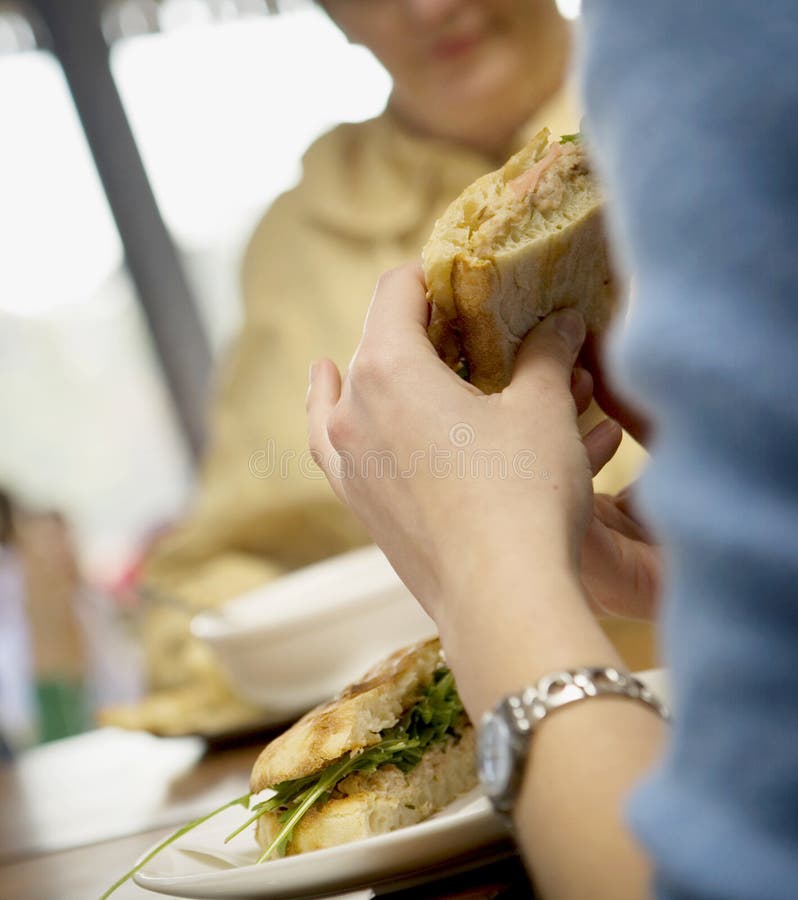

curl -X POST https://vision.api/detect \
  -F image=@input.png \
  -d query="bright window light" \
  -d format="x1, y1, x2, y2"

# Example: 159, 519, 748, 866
0, 52, 123, 316
111, 8, 391, 248
556, 0, 581, 20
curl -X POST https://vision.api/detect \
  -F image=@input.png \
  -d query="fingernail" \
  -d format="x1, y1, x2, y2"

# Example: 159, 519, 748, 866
554, 309, 585, 351
309, 360, 318, 384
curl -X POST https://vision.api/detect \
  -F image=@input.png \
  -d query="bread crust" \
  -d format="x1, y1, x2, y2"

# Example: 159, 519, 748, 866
423, 129, 617, 394
250, 638, 442, 790
255, 726, 476, 855
454, 205, 614, 393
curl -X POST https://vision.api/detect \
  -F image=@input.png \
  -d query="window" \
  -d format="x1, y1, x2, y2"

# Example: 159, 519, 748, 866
0, 44, 191, 576
110, 4, 391, 349
1, 3, 390, 576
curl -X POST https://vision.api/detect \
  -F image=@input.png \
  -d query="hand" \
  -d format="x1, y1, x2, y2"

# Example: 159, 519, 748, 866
579, 486, 662, 621
306, 263, 621, 628
579, 335, 661, 621
580, 331, 652, 447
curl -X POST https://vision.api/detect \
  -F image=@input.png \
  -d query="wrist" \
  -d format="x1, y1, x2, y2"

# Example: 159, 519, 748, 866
437, 570, 623, 724
437, 529, 583, 626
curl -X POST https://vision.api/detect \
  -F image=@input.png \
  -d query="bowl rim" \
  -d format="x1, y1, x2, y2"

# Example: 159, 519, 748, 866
190, 544, 411, 646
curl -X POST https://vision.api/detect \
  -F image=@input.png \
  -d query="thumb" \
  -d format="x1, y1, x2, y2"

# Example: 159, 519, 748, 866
507, 308, 586, 397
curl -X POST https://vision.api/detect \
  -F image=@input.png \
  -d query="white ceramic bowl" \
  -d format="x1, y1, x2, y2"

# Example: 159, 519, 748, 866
191, 546, 436, 723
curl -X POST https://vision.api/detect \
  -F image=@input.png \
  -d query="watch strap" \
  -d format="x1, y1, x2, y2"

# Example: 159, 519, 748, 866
478, 667, 669, 818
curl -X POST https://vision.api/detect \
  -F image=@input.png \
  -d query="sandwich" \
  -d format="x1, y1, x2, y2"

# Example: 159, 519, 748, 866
100, 638, 473, 898
422, 128, 617, 394
248, 637, 475, 858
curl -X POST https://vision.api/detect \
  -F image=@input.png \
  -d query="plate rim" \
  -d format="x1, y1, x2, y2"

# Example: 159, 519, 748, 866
133, 790, 505, 895
132, 668, 668, 896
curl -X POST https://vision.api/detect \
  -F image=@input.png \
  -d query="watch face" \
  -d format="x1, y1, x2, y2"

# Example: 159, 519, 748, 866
477, 712, 514, 800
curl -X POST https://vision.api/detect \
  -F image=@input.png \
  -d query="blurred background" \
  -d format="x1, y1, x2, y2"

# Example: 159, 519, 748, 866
0, 0, 582, 752
0, 0, 397, 577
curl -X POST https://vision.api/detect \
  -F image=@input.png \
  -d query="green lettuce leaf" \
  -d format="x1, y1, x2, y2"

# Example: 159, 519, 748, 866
99, 793, 250, 899
247, 666, 466, 861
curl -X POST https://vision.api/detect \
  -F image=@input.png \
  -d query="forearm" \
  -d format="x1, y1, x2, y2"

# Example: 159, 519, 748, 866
439, 568, 663, 900
304, 261, 665, 895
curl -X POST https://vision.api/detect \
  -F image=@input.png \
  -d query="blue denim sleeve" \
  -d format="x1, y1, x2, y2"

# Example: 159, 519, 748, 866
578, 3, 798, 898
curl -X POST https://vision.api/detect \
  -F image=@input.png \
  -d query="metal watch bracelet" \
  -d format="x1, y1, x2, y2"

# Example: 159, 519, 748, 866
477, 667, 670, 820
516, 667, 669, 729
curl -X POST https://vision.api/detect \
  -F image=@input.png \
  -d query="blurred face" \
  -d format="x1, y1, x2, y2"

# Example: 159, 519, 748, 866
322, 0, 568, 153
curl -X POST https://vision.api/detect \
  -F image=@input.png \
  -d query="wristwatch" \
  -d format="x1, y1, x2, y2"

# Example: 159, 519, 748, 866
477, 667, 669, 822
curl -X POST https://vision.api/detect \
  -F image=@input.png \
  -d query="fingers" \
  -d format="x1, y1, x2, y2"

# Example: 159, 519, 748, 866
571, 366, 594, 416
613, 484, 657, 542
508, 309, 586, 400
361, 261, 432, 345
306, 358, 345, 501
350, 261, 482, 398
583, 417, 623, 476
580, 331, 652, 446
581, 518, 662, 621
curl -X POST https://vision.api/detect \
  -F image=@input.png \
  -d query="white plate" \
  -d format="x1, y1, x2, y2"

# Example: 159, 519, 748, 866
133, 789, 509, 899
133, 669, 669, 898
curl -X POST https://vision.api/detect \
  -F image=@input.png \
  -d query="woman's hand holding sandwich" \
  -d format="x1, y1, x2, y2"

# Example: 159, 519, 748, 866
582, 487, 662, 621
307, 261, 664, 900
308, 262, 616, 625
307, 262, 659, 634
578, 334, 661, 621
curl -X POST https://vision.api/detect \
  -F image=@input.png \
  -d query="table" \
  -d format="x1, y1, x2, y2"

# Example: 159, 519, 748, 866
0, 729, 534, 900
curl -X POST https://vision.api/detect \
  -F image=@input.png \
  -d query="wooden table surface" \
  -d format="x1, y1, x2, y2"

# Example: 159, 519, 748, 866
0, 728, 533, 900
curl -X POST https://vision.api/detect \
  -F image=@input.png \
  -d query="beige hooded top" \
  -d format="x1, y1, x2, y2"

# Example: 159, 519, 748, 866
122, 90, 649, 732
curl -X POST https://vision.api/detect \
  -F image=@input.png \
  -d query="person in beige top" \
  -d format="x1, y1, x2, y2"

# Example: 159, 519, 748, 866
117, 0, 649, 735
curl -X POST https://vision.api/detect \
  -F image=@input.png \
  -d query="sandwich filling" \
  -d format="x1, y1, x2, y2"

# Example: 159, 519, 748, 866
422, 127, 612, 393
242, 666, 467, 861
469, 133, 589, 257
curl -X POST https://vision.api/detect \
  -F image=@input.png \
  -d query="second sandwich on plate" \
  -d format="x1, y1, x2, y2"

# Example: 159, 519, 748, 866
249, 637, 476, 859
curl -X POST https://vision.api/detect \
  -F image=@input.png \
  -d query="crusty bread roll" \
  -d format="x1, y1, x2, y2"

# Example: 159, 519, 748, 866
423, 128, 617, 394
250, 638, 476, 857
251, 639, 443, 788
255, 727, 476, 855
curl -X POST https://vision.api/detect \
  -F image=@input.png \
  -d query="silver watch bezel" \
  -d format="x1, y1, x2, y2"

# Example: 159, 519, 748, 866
476, 696, 533, 816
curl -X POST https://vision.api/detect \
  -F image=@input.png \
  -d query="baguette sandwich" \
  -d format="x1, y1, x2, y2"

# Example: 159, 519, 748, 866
423, 128, 617, 394
249, 637, 475, 858
100, 640, 473, 897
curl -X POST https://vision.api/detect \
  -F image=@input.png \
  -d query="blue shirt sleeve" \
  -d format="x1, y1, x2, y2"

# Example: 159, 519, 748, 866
578, 3, 798, 898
